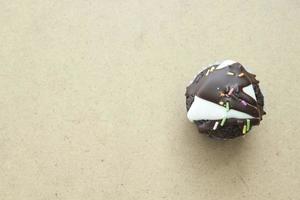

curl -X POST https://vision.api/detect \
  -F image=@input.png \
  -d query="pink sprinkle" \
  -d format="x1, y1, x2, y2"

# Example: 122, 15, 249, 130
228, 88, 234, 95
241, 100, 247, 106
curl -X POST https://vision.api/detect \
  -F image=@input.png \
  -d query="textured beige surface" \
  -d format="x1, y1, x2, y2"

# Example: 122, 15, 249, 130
1, 0, 300, 199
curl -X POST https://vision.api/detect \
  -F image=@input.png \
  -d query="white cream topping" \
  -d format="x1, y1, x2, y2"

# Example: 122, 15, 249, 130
243, 84, 257, 101
216, 60, 237, 70
187, 96, 254, 122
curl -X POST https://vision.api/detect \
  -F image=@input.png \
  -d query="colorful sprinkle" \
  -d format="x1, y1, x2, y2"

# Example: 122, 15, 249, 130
227, 72, 235, 76
226, 102, 230, 111
238, 73, 244, 77
220, 92, 225, 97
242, 125, 247, 134
205, 70, 210, 76
241, 100, 247, 106
246, 119, 250, 131
219, 101, 224, 106
221, 117, 226, 126
228, 88, 234, 95
213, 121, 219, 130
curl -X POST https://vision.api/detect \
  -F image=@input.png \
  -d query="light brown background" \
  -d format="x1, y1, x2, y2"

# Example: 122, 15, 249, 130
0, 0, 300, 199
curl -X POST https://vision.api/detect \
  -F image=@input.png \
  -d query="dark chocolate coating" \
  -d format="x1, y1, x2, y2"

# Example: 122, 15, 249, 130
186, 62, 266, 139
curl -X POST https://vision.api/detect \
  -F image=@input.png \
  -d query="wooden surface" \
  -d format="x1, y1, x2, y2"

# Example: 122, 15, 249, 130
1, 1, 300, 199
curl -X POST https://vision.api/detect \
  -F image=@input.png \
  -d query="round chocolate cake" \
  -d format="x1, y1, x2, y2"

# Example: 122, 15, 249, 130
185, 60, 266, 139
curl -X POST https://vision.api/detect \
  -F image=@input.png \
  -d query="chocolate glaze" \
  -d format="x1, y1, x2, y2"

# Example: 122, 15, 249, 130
186, 62, 266, 139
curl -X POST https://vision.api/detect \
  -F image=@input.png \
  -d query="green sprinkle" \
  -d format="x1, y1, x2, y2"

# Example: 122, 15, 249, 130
226, 102, 229, 111
246, 119, 250, 131
242, 125, 247, 134
221, 117, 226, 126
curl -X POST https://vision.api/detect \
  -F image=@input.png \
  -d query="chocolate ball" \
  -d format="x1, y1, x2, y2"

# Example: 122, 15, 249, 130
186, 60, 266, 139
